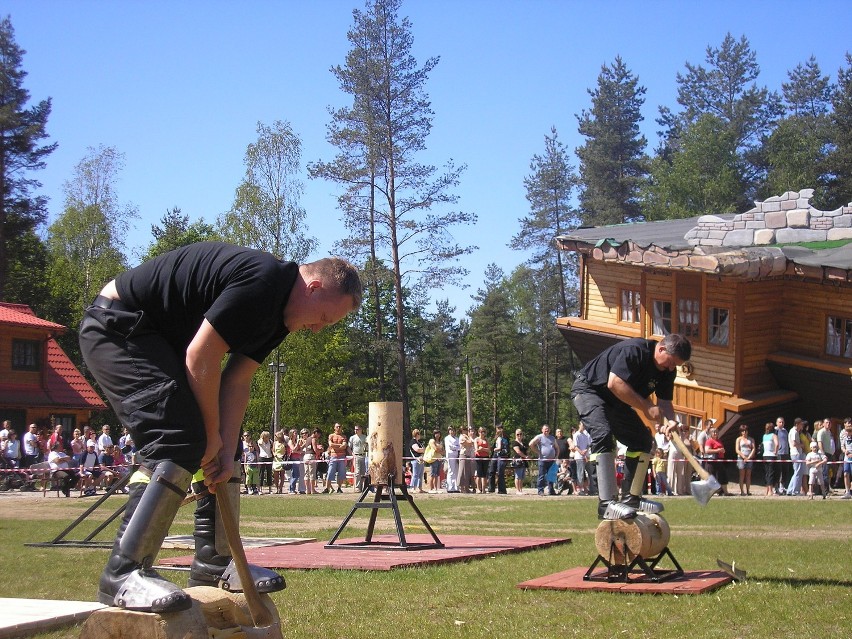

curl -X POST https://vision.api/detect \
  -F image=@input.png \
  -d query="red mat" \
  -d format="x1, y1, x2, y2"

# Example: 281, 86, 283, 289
518, 566, 733, 594
159, 534, 570, 571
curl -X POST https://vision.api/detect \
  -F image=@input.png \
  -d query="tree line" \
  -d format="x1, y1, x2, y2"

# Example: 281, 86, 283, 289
1, 3, 850, 442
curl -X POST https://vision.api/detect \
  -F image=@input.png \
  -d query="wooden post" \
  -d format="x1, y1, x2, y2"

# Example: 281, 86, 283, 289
368, 401, 403, 486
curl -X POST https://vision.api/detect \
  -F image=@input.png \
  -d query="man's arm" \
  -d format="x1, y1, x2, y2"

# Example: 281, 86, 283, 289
608, 372, 664, 422
219, 353, 259, 475
185, 319, 258, 491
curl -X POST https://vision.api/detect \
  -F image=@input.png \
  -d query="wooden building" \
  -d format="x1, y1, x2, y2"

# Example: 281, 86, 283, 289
0, 302, 105, 435
555, 190, 852, 442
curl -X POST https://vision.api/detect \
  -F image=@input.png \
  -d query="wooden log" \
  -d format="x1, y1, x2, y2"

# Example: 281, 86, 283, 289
78, 586, 279, 639
367, 401, 403, 485
594, 513, 670, 565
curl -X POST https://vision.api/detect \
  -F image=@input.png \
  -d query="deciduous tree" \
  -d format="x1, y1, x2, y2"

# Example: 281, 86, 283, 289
220, 120, 316, 262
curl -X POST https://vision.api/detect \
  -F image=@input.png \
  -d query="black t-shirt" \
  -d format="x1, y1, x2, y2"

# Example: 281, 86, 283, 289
116, 242, 298, 363
578, 338, 676, 406
555, 436, 570, 459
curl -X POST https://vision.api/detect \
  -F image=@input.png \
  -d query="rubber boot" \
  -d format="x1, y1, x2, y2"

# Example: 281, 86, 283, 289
621, 452, 664, 514
98, 461, 193, 612
595, 452, 637, 520
188, 469, 285, 593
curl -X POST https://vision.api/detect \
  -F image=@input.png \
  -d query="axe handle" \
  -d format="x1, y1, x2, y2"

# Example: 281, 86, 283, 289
669, 431, 711, 480
216, 487, 275, 628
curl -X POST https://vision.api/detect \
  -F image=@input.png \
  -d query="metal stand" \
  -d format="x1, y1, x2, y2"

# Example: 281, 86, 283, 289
25, 469, 133, 548
583, 544, 684, 583
325, 474, 444, 551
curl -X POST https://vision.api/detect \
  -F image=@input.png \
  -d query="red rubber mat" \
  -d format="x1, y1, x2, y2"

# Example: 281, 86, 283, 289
159, 534, 570, 571
517, 566, 733, 594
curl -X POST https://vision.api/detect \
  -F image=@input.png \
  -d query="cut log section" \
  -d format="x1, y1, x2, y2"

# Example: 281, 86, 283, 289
367, 401, 403, 485
79, 586, 279, 639
594, 513, 670, 565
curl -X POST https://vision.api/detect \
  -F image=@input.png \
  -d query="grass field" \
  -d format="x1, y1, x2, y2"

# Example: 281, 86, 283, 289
1, 490, 849, 638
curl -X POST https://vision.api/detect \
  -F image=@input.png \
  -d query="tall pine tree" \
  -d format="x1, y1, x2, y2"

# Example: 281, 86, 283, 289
0, 16, 56, 300
655, 33, 782, 208
311, 0, 475, 435
759, 56, 833, 202
511, 127, 578, 316
576, 56, 648, 226
826, 53, 852, 209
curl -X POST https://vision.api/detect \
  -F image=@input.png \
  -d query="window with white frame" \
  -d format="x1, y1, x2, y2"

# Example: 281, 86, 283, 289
620, 289, 641, 323
826, 316, 852, 358
678, 297, 700, 339
652, 300, 672, 336
708, 307, 730, 347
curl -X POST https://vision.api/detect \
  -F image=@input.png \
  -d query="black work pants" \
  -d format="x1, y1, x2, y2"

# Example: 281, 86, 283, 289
570, 378, 653, 456
79, 301, 206, 474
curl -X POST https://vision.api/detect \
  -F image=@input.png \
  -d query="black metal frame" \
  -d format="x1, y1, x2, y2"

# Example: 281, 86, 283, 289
325, 474, 444, 551
583, 544, 684, 583
24, 469, 133, 549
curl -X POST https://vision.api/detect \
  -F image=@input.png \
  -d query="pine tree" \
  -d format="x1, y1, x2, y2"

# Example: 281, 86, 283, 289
759, 57, 832, 202
654, 33, 782, 209
311, 0, 475, 435
576, 56, 648, 226
511, 127, 578, 316
0, 16, 56, 299
826, 53, 852, 209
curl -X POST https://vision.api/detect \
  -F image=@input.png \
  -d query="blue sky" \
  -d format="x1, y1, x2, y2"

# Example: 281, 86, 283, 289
5, 0, 851, 318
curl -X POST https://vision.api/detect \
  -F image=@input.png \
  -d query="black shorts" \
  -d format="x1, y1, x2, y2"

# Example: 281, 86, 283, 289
475, 458, 489, 477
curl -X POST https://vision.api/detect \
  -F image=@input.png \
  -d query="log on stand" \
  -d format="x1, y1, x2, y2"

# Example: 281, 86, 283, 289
585, 513, 683, 583
325, 401, 443, 551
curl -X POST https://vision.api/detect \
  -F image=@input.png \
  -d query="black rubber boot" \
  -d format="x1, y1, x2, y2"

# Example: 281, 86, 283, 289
188, 483, 230, 587
188, 481, 285, 593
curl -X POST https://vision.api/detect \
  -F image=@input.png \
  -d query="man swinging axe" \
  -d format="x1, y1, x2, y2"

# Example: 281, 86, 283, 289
570, 334, 692, 520
80, 242, 362, 612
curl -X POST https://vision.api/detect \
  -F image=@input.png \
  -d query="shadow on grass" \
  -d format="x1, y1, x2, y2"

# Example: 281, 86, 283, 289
749, 576, 852, 588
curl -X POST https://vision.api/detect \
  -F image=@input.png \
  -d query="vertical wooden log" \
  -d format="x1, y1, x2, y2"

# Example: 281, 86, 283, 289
368, 401, 403, 486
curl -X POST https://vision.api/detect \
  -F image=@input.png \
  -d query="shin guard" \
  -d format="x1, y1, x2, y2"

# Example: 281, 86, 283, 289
103, 461, 193, 612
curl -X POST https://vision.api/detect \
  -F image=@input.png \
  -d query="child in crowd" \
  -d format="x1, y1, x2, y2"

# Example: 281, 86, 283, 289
243, 442, 260, 495
652, 447, 670, 496
806, 441, 827, 499
555, 459, 574, 495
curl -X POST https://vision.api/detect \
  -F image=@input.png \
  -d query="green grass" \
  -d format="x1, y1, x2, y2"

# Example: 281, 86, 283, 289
1, 492, 849, 638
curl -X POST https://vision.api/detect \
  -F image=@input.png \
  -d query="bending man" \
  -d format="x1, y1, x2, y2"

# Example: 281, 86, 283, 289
80, 241, 361, 612
570, 334, 691, 520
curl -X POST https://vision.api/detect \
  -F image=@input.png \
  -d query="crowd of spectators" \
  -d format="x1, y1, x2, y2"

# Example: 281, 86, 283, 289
4, 415, 850, 501
0, 420, 135, 496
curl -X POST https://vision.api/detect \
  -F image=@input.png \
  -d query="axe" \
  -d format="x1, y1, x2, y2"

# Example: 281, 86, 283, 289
669, 429, 721, 506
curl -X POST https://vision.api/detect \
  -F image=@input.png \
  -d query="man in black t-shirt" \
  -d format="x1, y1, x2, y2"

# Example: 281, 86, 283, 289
570, 334, 691, 521
79, 242, 361, 612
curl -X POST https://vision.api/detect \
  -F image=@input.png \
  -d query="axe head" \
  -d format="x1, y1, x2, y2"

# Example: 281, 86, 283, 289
690, 475, 721, 506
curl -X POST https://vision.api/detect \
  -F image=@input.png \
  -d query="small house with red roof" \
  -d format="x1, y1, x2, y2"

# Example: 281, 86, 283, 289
0, 302, 105, 434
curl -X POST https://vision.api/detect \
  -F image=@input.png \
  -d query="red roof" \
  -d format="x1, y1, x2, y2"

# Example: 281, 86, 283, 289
0, 303, 105, 410
0, 303, 65, 332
